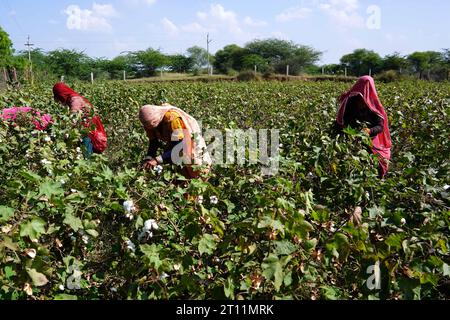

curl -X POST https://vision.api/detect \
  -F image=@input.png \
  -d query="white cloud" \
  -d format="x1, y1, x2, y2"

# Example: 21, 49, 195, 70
161, 4, 262, 40
197, 4, 242, 35
162, 17, 179, 36
181, 22, 210, 34
319, 0, 365, 29
243, 16, 267, 27
64, 3, 118, 32
275, 6, 312, 22
124, 0, 156, 7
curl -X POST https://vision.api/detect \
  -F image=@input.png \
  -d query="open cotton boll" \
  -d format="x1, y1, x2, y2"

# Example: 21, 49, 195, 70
125, 240, 136, 252
144, 219, 159, 232
123, 200, 135, 213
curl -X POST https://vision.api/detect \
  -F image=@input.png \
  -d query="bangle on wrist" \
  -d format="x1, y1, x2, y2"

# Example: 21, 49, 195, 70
155, 156, 164, 164
143, 156, 153, 162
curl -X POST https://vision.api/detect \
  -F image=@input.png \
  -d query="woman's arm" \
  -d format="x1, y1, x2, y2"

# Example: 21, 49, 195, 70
368, 115, 384, 137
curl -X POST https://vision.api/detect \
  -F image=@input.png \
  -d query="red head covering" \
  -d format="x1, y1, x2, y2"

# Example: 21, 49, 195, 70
53, 82, 107, 154
53, 83, 93, 109
337, 76, 392, 177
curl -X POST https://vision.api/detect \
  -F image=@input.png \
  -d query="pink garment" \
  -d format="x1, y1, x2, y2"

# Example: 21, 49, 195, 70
139, 104, 212, 168
337, 76, 392, 177
1, 107, 53, 131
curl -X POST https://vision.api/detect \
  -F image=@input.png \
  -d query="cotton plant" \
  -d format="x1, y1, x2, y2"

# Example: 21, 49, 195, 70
123, 200, 137, 220
138, 219, 159, 241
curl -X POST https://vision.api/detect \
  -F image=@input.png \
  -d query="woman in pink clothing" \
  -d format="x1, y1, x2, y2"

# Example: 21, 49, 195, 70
335, 76, 392, 178
1, 107, 53, 131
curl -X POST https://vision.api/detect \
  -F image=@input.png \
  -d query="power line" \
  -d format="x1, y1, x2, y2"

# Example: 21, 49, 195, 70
2, 0, 25, 34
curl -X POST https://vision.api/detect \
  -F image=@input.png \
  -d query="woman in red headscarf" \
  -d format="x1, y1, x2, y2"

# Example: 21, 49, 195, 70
53, 82, 107, 156
335, 76, 392, 178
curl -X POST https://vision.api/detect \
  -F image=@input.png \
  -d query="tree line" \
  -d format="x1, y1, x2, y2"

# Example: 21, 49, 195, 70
1, 26, 449, 82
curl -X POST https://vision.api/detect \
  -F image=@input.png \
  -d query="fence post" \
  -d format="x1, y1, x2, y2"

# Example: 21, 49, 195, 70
123, 70, 126, 81
2, 68, 7, 82
369, 68, 372, 77
286, 65, 289, 77
61, 75, 65, 82
91, 72, 94, 84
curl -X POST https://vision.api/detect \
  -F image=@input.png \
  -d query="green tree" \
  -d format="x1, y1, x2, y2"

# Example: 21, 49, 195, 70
241, 54, 268, 72
168, 54, 194, 73
340, 49, 382, 76
131, 48, 169, 77
187, 46, 209, 71
106, 55, 134, 79
214, 44, 247, 73
408, 51, 443, 79
382, 53, 408, 73
442, 49, 450, 80
245, 39, 321, 75
0, 26, 13, 67
46, 49, 92, 80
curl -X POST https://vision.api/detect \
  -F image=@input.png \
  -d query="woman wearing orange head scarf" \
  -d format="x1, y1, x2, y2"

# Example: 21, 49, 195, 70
139, 104, 212, 179
335, 76, 392, 178
53, 82, 107, 156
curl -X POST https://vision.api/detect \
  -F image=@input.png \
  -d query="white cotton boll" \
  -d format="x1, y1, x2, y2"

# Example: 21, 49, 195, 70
41, 159, 51, 165
197, 196, 204, 204
60, 179, 66, 185
173, 263, 181, 271
144, 219, 158, 232
400, 218, 407, 225
82, 235, 89, 244
59, 285, 65, 291
159, 273, 169, 280
1, 225, 12, 233
123, 200, 135, 213
76, 147, 81, 154
25, 249, 37, 259
444, 185, 450, 191
70, 189, 78, 194
125, 240, 136, 252
154, 165, 163, 174
43, 136, 51, 142
210, 196, 219, 205
125, 213, 134, 220
329, 222, 336, 233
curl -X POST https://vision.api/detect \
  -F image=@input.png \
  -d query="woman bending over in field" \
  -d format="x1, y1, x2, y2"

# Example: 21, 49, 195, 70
139, 103, 212, 180
335, 76, 392, 178
1, 107, 53, 131
53, 82, 107, 156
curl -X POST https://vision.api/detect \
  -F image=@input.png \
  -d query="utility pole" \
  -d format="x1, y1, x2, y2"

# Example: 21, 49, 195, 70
207, 33, 213, 76
24, 35, 34, 84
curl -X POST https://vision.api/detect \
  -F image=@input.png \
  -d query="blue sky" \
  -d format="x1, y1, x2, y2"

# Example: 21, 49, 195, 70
1, 0, 449, 64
